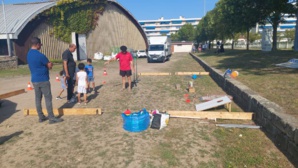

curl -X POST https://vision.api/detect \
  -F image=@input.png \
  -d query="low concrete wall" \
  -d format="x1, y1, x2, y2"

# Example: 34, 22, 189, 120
190, 53, 298, 165
0, 56, 18, 70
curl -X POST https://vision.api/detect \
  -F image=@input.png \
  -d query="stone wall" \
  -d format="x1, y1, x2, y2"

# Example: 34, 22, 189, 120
190, 53, 298, 165
0, 56, 18, 70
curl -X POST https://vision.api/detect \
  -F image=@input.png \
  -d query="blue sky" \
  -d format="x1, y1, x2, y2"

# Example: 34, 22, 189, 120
4, 0, 218, 20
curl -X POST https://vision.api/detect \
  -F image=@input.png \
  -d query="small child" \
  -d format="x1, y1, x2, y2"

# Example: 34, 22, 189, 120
56, 70, 67, 100
85, 58, 97, 93
76, 63, 88, 105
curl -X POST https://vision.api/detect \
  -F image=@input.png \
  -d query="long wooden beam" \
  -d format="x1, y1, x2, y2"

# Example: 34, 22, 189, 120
167, 111, 253, 120
175, 72, 209, 75
138, 72, 172, 76
24, 108, 102, 116
0, 89, 26, 99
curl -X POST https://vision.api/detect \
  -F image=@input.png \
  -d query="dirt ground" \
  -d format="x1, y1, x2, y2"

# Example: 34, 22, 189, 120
0, 53, 294, 168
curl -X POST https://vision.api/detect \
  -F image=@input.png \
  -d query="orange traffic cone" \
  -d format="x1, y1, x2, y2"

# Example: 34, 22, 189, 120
27, 82, 33, 91
56, 75, 60, 82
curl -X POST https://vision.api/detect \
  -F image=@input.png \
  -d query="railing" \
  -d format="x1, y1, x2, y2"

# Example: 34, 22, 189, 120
223, 41, 294, 50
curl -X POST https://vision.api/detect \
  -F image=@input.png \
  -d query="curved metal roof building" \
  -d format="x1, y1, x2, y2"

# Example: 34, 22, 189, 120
0, 0, 148, 64
0, 2, 56, 39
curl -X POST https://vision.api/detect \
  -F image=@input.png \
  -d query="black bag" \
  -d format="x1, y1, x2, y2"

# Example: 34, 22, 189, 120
150, 114, 161, 129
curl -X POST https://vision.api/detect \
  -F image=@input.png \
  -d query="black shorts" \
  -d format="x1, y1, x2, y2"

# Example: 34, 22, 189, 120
120, 70, 132, 77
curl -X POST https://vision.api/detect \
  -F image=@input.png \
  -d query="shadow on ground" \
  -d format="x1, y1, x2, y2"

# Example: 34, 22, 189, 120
58, 84, 103, 110
0, 131, 23, 145
0, 99, 18, 124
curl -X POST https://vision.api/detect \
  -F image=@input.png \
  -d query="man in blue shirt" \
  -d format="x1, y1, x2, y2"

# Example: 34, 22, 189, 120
27, 37, 63, 124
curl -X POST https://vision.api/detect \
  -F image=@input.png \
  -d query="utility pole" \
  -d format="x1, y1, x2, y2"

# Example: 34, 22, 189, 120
2, 0, 12, 56
204, 0, 206, 16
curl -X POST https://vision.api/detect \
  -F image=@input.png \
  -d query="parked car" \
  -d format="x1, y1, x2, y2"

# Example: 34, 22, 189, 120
136, 50, 147, 58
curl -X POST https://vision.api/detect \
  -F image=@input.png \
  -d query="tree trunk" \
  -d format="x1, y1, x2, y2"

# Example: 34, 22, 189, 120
232, 40, 234, 50
294, 10, 298, 51
246, 28, 250, 50
272, 22, 278, 51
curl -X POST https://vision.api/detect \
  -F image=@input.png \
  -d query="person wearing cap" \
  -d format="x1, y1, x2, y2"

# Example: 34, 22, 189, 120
105, 45, 134, 91
27, 37, 63, 124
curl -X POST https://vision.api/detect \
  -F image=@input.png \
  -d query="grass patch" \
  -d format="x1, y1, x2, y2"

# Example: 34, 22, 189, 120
212, 127, 290, 167
197, 49, 298, 116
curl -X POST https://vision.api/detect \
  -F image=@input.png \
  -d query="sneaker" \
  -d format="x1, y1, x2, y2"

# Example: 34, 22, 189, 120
49, 117, 64, 124
39, 116, 48, 123
56, 96, 62, 100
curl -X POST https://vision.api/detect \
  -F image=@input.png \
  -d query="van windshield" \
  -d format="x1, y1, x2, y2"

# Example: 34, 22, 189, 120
149, 45, 164, 51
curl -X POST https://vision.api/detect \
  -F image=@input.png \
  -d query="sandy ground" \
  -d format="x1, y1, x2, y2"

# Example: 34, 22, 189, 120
0, 53, 294, 168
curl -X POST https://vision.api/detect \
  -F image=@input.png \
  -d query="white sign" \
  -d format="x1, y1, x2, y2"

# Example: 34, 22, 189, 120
261, 29, 272, 52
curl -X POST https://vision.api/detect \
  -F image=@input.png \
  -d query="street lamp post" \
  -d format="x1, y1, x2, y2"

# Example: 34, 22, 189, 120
2, 0, 12, 56
204, 0, 206, 16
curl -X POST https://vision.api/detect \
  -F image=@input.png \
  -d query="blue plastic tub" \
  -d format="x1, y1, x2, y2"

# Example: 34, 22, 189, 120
122, 109, 150, 132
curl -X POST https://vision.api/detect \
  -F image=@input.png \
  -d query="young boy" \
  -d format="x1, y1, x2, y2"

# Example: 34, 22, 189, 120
56, 70, 67, 100
85, 58, 97, 93
76, 63, 88, 105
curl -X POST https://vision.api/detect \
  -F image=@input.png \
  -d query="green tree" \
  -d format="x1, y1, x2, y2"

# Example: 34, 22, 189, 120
284, 29, 295, 42
170, 33, 179, 41
176, 23, 196, 41
195, 11, 217, 45
263, 0, 295, 51
247, 32, 261, 43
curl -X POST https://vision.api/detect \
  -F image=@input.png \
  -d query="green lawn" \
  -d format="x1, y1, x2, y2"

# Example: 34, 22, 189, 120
196, 49, 298, 116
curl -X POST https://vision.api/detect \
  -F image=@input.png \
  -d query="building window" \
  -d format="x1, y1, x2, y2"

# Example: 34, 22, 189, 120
160, 21, 170, 25
172, 21, 182, 24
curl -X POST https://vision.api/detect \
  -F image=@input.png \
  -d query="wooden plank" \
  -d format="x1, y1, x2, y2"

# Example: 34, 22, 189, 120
167, 111, 253, 120
138, 72, 171, 76
0, 89, 26, 99
24, 108, 102, 116
175, 72, 209, 75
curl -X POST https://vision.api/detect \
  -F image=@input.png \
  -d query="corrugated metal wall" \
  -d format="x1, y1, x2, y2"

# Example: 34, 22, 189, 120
14, 3, 147, 63
32, 23, 69, 60
14, 22, 68, 64
86, 4, 147, 56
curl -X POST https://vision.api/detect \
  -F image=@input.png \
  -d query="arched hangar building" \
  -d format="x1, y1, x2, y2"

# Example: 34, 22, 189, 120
0, 0, 148, 64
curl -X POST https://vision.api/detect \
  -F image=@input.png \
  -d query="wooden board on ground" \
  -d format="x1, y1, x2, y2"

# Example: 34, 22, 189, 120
138, 72, 171, 76
175, 72, 209, 75
24, 108, 102, 116
167, 111, 253, 120
196, 96, 232, 112
0, 89, 26, 99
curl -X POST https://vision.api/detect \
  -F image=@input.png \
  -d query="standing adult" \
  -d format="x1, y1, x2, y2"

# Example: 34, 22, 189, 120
105, 45, 134, 91
27, 37, 63, 124
62, 44, 77, 103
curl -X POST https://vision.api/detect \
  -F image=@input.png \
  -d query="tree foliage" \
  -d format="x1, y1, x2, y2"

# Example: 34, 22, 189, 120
42, 0, 107, 42
172, 24, 196, 41
284, 29, 295, 42
263, 0, 295, 51
195, 0, 296, 51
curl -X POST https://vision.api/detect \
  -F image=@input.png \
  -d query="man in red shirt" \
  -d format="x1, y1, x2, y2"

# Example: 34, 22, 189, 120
105, 46, 134, 91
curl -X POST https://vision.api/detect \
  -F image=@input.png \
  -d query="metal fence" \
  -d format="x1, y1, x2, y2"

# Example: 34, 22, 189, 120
223, 41, 294, 50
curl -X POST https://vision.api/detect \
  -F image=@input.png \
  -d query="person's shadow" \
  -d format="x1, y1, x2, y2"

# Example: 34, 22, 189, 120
58, 84, 103, 114
0, 99, 19, 124
0, 131, 23, 145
